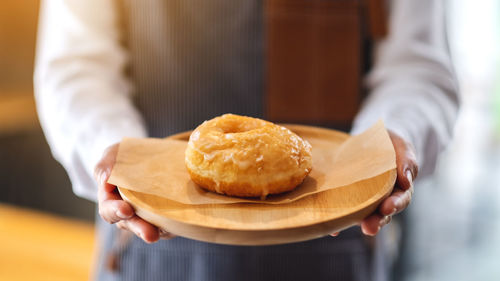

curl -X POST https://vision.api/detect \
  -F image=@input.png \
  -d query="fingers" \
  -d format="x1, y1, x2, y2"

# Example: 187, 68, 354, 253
94, 143, 120, 193
99, 199, 135, 224
358, 131, 418, 237
360, 182, 414, 236
396, 161, 417, 191
94, 143, 130, 224
389, 131, 418, 191
378, 185, 414, 216
159, 228, 176, 240
360, 186, 413, 236
361, 213, 392, 236
93, 143, 171, 244
96, 167, 135, 224
381, 131, 416, 216
116, 216, 160, 243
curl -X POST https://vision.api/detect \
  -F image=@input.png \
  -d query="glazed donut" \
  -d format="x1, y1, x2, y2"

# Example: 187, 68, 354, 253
185, 114, 312, 198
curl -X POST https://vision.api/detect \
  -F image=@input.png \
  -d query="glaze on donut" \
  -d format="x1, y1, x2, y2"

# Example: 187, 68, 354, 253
185, 114, 312, 199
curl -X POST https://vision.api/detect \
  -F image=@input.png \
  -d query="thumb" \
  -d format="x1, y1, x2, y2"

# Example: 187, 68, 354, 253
389, 131, 418, 190
94, 143, 120, 192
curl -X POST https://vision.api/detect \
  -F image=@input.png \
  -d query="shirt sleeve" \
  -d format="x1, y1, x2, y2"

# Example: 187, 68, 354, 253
34, 0, 147, 202
351, 0, 460, 177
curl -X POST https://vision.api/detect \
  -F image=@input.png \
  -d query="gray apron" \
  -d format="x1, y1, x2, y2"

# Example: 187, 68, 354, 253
95, 1, 388, 280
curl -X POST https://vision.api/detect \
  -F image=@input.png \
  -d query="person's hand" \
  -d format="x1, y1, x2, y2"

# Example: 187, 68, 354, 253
94, 143, 175, 243
360, 130, 418, 235
331, 130, 418, 237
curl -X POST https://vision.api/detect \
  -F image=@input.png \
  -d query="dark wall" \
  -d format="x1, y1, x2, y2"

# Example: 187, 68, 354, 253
0, 129, 95, 221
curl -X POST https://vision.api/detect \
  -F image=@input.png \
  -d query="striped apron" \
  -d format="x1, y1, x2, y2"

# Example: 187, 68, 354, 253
94, 1, 390, 280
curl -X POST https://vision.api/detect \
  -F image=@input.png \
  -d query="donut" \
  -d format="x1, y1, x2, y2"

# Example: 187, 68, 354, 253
185, 114, 312, 199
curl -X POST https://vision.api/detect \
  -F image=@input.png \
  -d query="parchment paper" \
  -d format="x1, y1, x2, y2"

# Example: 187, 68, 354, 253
108, 120, 396, 205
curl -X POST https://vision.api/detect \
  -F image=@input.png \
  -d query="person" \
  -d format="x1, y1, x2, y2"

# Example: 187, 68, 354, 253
34, 0, 459, 280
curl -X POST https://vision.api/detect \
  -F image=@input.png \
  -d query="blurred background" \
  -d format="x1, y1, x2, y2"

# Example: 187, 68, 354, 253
0, 0, 498, 280
0, 1, 95, 281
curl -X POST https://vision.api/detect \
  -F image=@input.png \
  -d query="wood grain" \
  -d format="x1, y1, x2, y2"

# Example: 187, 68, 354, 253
118, 125, 396, 245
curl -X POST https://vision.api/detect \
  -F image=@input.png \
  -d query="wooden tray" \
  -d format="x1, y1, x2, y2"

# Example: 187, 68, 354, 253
118, 125, 396, 246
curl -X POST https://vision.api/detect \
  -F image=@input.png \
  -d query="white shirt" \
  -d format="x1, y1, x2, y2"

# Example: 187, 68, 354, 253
34, 0, 459, 202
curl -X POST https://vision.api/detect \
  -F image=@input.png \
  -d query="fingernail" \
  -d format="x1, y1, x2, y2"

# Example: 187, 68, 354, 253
99, 171, 108, 186
139, 233, 146, 242
406, 170, 413, 186
116, 210, 130, 219
394, 196, 403, 209
159, 228, 171, 237
379, 216, 391, 226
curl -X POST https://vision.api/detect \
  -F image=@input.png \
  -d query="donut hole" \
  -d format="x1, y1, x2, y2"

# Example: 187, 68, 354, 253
219, 118, 265, 134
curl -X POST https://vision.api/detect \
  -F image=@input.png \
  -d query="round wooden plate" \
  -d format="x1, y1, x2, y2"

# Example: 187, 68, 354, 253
118, 125, 396, 246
